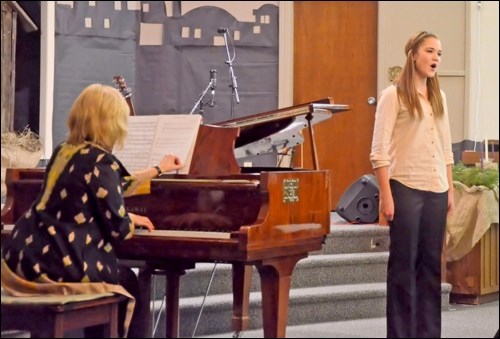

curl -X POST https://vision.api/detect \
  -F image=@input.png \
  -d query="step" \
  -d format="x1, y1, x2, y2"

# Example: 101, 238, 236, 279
319, 222, 390, 255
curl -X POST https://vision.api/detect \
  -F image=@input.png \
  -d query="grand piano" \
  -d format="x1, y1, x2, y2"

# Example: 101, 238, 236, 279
1, 98, 349, 338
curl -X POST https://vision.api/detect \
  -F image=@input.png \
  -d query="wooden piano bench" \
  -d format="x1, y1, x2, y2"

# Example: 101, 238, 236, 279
1, 292, 123, 338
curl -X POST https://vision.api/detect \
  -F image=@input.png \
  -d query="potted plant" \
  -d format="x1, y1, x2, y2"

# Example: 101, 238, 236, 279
452, 163, 499, 189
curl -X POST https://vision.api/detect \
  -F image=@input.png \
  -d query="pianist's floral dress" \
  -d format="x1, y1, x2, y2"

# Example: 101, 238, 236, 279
2, 141, 136, 284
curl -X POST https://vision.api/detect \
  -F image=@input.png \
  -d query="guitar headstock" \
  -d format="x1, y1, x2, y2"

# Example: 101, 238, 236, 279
113, 75, 132, 99
113, 75, 136, 116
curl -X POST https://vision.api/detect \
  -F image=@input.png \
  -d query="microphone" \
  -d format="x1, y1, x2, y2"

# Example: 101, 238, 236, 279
209, 69, 217, 107
217, 27, 228, 34
210, 69, 217, 89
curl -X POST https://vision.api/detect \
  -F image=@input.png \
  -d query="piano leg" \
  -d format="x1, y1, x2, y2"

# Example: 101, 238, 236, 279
162, 261, 195, 338
231, 263, 252, 333
134, 265, 154, 337
164, 268, 183, 337
255, 253, 307, 338
134, 261, 194, 338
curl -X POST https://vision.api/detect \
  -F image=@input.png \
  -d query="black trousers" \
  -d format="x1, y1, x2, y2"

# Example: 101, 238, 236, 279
386, 180, 448, 338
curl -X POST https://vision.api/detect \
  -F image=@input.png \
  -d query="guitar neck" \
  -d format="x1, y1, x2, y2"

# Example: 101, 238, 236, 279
125, 97, 136, 116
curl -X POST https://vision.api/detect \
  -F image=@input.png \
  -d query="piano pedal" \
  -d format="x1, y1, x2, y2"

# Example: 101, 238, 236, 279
233, 330, 243, 338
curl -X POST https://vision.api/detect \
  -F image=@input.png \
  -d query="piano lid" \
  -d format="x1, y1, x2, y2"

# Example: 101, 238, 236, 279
187, 98, 350, 176
212, 97, 350, 157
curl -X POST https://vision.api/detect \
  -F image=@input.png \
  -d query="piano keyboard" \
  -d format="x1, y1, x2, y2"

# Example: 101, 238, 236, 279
133, 228, 231, 239
1, 224, 231, 240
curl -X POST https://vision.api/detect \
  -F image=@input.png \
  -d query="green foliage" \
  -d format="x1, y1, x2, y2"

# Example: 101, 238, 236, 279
452, 163, 499, 189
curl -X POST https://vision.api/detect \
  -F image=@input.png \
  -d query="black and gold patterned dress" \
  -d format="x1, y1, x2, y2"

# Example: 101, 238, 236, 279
2, 141, 136, 284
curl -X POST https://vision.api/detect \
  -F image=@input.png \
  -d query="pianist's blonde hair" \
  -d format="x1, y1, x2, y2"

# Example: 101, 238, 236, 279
67, 84, 129, 151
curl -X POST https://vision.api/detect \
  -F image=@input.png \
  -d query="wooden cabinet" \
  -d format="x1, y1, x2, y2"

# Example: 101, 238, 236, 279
446, 223, 499, 304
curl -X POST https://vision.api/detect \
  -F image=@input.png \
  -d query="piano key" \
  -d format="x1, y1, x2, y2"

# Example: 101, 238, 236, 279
2, 224, 15, 231
133, 228, 231, 239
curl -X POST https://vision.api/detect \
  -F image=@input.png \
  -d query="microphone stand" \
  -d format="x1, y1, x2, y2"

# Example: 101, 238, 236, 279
222, 30, 239, 119
189, 78, 213, 116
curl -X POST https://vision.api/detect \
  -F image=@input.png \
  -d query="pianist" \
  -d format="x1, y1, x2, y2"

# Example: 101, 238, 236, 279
1, 84, 183, 337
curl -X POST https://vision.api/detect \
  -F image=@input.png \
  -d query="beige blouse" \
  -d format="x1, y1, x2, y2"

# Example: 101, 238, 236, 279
370, 85, 454, 193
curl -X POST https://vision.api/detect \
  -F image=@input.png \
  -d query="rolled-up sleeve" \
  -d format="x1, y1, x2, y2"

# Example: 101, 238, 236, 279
370, 86, 399, 169
439, 91, 455, 165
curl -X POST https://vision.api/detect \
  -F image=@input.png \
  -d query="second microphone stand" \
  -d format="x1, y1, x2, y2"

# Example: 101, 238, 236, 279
189, 73, 215, 116
221, 29, 239, 119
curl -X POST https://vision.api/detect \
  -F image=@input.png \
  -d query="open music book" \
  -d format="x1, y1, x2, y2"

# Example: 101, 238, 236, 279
113, 114, 202, 174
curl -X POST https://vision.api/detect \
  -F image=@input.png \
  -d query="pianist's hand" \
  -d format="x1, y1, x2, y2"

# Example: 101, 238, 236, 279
158, 154, 184, 173
129, 212, 155, 232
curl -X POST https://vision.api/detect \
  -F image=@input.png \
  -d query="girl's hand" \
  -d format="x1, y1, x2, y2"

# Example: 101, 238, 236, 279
380, 195, 395, 223
447, 189, 454, 214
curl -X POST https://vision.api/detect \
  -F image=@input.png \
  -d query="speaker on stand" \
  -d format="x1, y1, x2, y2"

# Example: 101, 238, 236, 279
336, 174, 379, 224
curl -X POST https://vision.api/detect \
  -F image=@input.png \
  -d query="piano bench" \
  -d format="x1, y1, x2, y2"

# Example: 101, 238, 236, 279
1, 293, 123, 338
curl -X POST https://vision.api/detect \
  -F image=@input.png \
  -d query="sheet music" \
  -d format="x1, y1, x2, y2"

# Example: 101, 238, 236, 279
113, 114, 202, 174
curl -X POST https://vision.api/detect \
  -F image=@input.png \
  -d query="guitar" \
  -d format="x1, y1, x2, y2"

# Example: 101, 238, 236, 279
113, 75, 136, 116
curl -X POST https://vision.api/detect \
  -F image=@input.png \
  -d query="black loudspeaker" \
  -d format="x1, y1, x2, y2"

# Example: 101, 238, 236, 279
336, 174, 379, 224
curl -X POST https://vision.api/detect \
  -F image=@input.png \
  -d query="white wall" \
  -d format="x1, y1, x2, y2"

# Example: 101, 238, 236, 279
466, 1, 499, 143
